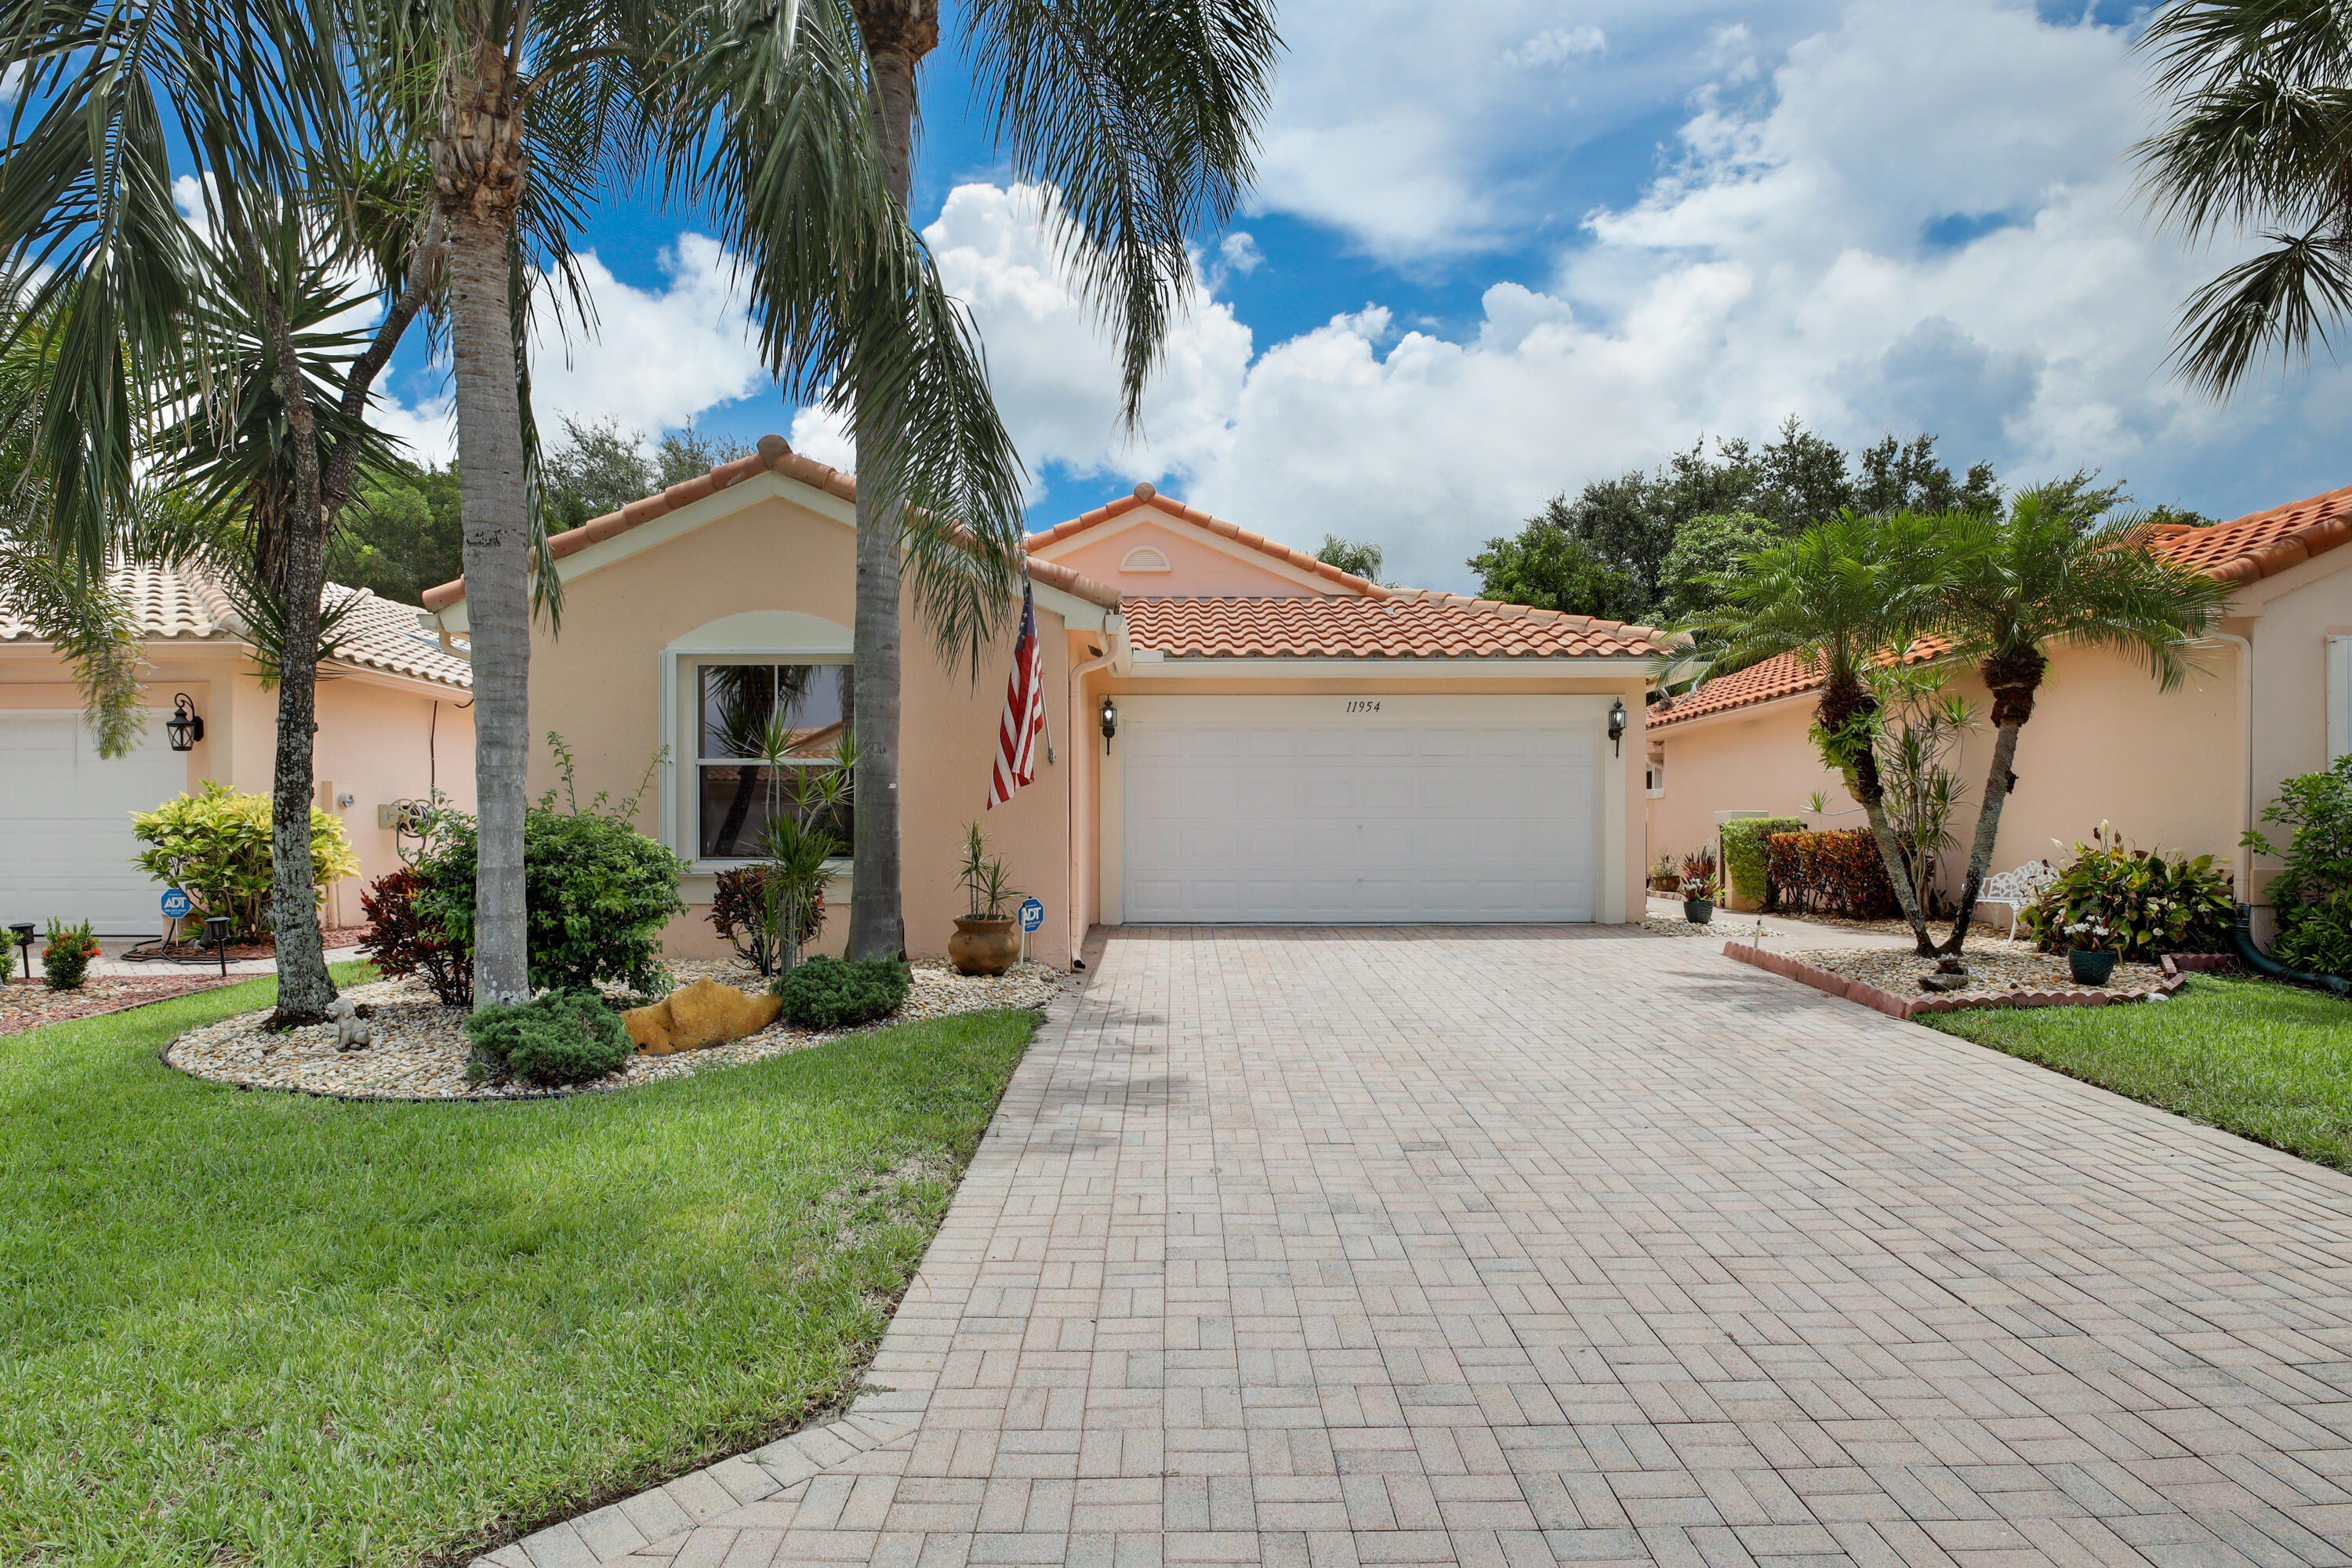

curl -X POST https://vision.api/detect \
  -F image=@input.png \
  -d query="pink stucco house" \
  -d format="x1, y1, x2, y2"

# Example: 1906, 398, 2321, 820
0, 566, 475, 934
1646, 483, 2352, 927
418, 435, 1676, 964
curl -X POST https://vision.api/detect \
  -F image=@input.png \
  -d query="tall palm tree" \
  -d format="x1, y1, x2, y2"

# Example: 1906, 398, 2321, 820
370, 0, 1033, 1004
0, 0, 440, 1021
1688, 510, 1953, 956
2135, 0, 2352, 395
1930, 488, 2233, 953
833, 0, 1282, 960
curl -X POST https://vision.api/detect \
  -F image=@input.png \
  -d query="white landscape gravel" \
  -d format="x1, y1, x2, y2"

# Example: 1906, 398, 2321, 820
163, 957, 1069, 1102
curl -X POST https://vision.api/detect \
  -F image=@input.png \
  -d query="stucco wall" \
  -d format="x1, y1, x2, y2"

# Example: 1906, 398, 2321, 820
522, 491, 1077, 964
1040, 512, 1339, 598
2238, 556, 2352, 902
1651, 639, 2245, 911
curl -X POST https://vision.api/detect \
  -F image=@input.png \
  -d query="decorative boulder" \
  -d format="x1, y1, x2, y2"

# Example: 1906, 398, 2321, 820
622, 978, 782, 1055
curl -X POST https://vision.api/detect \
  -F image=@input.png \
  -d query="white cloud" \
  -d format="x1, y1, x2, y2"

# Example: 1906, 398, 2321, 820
915, 0, 2348, 594
1505, 26, 1606, 67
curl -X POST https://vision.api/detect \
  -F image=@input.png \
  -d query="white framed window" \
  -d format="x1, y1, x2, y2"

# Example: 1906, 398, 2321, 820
691, 660, 854, 862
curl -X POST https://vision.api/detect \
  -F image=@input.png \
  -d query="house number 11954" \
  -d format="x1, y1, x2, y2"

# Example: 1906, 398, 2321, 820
1345, 700, 1381, 713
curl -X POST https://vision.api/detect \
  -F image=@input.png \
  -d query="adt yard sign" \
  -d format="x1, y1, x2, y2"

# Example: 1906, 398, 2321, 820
162, 888, 193, 920
1019, 898, 1044, 933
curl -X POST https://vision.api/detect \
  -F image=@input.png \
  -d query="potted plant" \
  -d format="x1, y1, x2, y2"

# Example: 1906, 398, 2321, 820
2062, 918, 2120, 985
950, 823, 1023, 976
1648, 855, 1680, 895
1679, 845, 1717, 925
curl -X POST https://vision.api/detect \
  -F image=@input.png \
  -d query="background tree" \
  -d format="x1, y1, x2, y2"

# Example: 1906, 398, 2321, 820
2134, 0, 2352, 396
327, 461, 467, 601
1929, 487, 2232, 952
1465, 517, 1643, 622
1314, 532, 1381, 583
1686, 510, 1955, 955
820, 0, 1281, 961
1657, 511, 1779, 624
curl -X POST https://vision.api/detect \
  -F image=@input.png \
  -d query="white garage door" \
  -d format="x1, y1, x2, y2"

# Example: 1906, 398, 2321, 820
0, 710, 184, 935
1120, 695, 1600, 924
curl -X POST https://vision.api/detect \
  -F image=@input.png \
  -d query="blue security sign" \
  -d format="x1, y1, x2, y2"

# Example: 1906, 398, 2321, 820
161, 888, 193, 920
1018, 898, 1044, 934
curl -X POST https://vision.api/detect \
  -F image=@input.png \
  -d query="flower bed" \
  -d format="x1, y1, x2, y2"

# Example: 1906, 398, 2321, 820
1723, 940, 2216, 1020
163, 957, 1069, 1101
2, 975, 241, 1036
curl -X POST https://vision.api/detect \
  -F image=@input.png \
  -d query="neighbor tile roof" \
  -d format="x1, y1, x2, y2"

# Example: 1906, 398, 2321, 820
0, 562, 472, 690
2146, 481, 2352, 584
1125, 594, 1675, 659
1651, 481, 2352, 731
419, 434, 1119, 613
1028, 482, 1386, 597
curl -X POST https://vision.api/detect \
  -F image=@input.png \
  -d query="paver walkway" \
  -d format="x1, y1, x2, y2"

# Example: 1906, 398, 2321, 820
485, 928, 2352, 1568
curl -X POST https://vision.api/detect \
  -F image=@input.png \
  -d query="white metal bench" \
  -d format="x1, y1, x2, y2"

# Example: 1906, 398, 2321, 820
1979, 861, 2057, 939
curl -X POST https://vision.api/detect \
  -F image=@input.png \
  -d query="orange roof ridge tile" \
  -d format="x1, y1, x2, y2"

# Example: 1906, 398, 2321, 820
1025, 482, 1391, 598
1122, 593, 1671, 661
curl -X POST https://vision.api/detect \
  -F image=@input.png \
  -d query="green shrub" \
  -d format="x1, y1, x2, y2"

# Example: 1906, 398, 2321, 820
41, 918, 97, 990
2246, 755, 2352, 977
359, 868, 471, 1007
708, 866, 824, 977
1766, 829, 1898, 919
130, 782, 360, 940
776, 956, 910, 1029
463, 989, 633, 1086
2020, 826, 2235, 961
415, 768, 687, 995
1719, 817, 1803, 907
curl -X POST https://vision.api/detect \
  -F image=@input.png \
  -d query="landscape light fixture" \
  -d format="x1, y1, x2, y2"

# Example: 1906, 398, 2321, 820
165, 693, 205, 752
204, 915, 230, 978
9, 923, 32, 982
1607, 698, 1628, 757
1099, 698, 1119, 753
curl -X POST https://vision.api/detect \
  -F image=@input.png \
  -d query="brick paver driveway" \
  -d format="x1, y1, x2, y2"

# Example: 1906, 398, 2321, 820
493, 929, 2352, 1568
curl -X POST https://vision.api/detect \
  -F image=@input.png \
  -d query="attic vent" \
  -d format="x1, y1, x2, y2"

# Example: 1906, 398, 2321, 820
1120, 545, 1173, 574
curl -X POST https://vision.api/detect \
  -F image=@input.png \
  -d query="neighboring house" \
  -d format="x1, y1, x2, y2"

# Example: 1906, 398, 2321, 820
418, 437, 1675, 964
1647, 483, 2352, 926
1, 564, 475, 935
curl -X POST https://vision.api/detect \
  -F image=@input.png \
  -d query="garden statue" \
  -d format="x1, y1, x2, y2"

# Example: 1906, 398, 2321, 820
327, 996, 371, 1051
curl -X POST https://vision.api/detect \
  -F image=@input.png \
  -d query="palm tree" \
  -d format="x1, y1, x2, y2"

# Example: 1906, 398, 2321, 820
1687, 510, 1953, 956
831, 0, 1282, 960
369, 0, 1035, 1003
2134, 0, 2352, 395
1930, 488, 2233, 953
0, 0, 440, 1022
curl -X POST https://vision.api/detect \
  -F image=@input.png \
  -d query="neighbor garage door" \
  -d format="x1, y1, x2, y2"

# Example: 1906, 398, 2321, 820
0, 710, 184, 935
1119, 695, 1600, 923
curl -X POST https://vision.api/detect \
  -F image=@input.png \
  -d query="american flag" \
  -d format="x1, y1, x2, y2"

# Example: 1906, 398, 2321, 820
988, 570, 1047, 809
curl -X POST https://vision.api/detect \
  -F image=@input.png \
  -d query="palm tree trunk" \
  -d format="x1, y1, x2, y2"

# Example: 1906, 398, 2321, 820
1940, 674, 2036, 954
1820, 671, 1936, 956
844, 4, 935, 962
445, 205, 533, 1007
434, 39, 533, 1008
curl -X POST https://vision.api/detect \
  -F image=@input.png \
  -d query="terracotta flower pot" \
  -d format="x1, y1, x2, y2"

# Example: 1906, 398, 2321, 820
949, 916, 1021, 977
2067, 948, 2119, 986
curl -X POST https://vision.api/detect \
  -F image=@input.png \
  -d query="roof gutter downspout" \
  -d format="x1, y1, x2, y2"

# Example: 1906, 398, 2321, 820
1065, 614, 1127, 968
2210, 632, 2256, 899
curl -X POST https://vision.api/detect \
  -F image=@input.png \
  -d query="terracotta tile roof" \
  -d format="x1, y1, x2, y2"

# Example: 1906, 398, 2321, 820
1124, 595, 1674, 659
0, 561, 472, 690
1028, 482, 1386, 597
419, 435, 1120, 614
1651, 481, 2352, 732
2147, 481, 2352, 584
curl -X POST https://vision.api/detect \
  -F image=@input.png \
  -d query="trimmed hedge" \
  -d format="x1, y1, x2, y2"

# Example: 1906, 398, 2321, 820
463, 989, 633, 1086
776, 956, 910, 1029
1720, 817, 1803, 908
1766, 829, 1899, 920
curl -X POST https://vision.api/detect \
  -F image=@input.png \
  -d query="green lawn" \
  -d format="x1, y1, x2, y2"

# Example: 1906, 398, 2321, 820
1, 964, 1036, 1568
1921, 974, 2352, 1170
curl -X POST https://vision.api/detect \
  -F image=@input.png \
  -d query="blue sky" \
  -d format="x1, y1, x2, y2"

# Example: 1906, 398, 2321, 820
375, 0, 2352, 593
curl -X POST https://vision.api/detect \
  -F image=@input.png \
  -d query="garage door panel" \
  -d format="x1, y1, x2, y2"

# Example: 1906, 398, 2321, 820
1121, 703, 1600, 924
0, 710, 184, 934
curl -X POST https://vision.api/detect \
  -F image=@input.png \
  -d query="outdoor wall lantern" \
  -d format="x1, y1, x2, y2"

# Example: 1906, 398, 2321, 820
165, 693, 205, 752
203, 915, 231, 978
9, 923, 32, 982
1099, 698, 1119, 753
1607, 697, 1628, 757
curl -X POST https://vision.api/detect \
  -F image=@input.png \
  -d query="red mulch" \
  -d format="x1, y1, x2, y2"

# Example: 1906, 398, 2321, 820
0, 974, 244, 1037
137, 924, 376, 963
